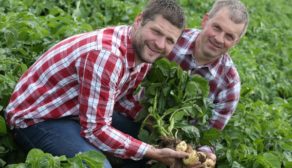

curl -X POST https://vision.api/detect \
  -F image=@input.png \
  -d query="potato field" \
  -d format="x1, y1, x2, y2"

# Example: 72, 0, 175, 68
0, 0, 291, 168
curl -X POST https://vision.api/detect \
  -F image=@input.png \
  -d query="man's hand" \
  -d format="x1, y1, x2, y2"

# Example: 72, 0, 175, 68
145, 146, 189, 166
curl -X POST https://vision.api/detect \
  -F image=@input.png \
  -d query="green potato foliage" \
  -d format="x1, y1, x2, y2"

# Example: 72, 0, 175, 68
136, 58, 220, 147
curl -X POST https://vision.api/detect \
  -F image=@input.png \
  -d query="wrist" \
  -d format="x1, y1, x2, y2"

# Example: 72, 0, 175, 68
145, 145, 159, 160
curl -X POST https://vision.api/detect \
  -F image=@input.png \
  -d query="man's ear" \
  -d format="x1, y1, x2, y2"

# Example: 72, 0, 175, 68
234, 38, 241, 45
201, 14, 209, 28
134, 13, 143, 29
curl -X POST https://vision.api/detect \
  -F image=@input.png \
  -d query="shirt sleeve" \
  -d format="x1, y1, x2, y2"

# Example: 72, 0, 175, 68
76, 50, 149, 160
210, 75, 241, 130
198, 74, 240, 155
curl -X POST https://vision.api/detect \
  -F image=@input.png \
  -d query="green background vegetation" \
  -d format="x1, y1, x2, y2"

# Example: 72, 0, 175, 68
0, 0, 291, 167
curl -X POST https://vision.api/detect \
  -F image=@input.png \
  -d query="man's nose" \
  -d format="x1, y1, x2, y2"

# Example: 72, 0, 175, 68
214, 32, 224, 44
155, 37, 166, 50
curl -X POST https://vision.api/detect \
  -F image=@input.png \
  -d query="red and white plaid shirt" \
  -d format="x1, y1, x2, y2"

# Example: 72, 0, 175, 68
6, 26, 151, 160
168, 29, 241, 130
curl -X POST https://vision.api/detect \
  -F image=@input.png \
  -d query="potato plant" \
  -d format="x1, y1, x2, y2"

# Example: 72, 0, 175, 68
136, 58, 220, 167
6, 149, 105, 168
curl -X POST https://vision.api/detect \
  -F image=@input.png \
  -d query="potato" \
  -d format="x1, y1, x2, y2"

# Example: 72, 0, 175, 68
183, 150, 199, 166
202, 158, 216, 168
197, 151, 207, 163
176, 141, 188, 152
175, 141, 203, 166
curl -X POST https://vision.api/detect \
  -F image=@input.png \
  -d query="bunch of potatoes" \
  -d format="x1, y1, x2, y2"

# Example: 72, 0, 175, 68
176, 141, 215, 168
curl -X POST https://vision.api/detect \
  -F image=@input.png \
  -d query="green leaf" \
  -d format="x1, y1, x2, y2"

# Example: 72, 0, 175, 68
0, 146, 9, 158
72, 151, 105, 168
24, 148, 66, 167
191, 75, 209, 97
284, 162, 292, 168
283, 151, 292, 165
256, 152, 282, 168
6, 163, 26, 168
200, 128, 221, 145
231, 161, 245, 168
171, 110, 186, 122
0, 158, 6, 168
25, 148, 44, 162
0, 116, 7, 135
279, 140, 292, 151
184, 81, 199, 98
181, 125, 200, 139
138, 129, 150, 142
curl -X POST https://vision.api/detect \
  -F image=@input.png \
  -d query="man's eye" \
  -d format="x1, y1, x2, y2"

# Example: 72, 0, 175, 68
152, 30, 161, 35
226, 35, 235, 41
166, 39, 174, 45
213, 26, 220, 31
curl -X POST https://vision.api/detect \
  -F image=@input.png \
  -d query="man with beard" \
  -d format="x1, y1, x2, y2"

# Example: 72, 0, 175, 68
5, 0, 187, 167
168, 0, 249, 167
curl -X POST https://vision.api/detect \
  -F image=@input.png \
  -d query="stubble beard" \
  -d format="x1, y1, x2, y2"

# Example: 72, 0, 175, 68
132, 38, 155, 64
132, 40, 145, 64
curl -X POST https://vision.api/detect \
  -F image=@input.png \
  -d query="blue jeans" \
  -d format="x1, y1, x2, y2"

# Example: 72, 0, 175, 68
13, 112, 146, 168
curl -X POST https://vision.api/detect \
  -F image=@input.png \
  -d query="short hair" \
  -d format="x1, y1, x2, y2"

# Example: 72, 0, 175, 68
141, 0, 185, 29
208, 0, 249, 37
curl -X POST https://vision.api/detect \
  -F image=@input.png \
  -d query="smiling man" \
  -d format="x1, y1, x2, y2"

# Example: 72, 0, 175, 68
168, 0, 249, 167
133, 15, 181, 64
5, 0, 187, 167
